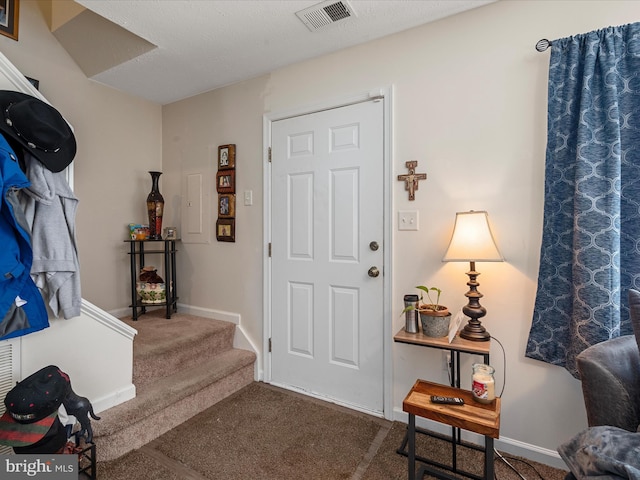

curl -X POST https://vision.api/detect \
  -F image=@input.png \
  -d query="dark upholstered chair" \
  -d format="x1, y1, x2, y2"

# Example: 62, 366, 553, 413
559, 291, 640, 479
575, 287, 640, 432
576, 334, 640, 432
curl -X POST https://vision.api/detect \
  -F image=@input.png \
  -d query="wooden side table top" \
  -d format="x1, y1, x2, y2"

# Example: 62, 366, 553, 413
403, 379, 501, 439
394, 327, 490, 355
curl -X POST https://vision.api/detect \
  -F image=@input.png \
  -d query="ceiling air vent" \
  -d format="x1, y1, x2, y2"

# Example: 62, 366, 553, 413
296, 0, 357, 32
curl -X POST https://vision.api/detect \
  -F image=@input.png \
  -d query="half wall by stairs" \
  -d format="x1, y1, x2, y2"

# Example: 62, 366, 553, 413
92, 309, 256, 461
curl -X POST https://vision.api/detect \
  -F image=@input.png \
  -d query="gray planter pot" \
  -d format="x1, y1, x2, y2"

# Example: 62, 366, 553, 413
420, 310, 451, 337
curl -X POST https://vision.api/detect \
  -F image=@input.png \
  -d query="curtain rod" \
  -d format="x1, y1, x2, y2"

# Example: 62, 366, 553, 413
536, 39, 551, 52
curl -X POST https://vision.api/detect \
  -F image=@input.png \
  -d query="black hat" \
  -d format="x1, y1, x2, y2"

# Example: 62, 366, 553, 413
0, 91, 76, 172
0, 365, 69, 447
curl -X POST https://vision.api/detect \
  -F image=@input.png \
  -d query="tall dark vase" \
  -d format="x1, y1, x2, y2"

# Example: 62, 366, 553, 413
147, 171, 164, 240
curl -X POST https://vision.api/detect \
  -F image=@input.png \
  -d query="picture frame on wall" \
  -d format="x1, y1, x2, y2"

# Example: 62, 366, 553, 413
218, 194, 235, 218
0, 0, 19, 41
218, 144, 236, 170
216, 218, 235, 242
216, 170, 235, 194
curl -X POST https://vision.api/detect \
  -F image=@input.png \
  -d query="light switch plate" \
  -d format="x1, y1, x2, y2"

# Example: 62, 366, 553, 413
398, 211, 419, 231
244, 190, 253, 206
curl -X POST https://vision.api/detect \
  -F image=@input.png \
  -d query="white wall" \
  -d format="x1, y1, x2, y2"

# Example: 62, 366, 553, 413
0, 2, 156, 407
20, 301, 137, 413
0, 1, 162, 314
162, 0, 640, 468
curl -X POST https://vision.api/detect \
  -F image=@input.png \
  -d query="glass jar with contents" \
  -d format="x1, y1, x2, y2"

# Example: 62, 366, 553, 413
471, 363, 496, 404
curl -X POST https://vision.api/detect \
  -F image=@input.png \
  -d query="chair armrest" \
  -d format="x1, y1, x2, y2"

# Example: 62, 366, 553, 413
576, 335, 640, 431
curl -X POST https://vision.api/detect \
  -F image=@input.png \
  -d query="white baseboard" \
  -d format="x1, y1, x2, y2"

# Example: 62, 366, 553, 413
107, 306, 133, 319
177, 303, 241, 324
497, 434, 567, 471
392, 407, 568, 471
92, 384, 136, 414
110, 303, 241, 324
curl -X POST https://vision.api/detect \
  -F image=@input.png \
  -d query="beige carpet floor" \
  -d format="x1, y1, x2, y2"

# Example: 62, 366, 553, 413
97, 382, 569, 480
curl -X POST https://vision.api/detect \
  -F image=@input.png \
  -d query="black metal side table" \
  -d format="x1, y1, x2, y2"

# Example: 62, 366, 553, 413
125, 239, 178, 320
403, 379, 501, 480
394, 329, 492, 479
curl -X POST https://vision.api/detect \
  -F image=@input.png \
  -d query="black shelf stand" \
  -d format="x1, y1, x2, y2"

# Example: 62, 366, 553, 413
393, 330, 491, 479
76, 440, 96, 479
125, 239, 178, 320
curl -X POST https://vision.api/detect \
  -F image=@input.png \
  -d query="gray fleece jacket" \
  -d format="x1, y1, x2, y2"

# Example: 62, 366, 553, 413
19, 153, 81, 319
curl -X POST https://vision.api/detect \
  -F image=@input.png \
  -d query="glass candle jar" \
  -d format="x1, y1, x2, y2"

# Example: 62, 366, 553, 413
472, 363, 496, 404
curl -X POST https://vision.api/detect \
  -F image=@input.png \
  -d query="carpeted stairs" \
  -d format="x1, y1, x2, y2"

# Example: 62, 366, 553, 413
92, 309, 256, 461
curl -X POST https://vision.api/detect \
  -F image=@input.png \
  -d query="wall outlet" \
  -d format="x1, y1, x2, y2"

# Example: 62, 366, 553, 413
443, 352, 451, 372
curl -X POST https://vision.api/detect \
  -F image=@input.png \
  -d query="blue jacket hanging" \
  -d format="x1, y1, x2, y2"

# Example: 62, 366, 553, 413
0, 134, 48, 339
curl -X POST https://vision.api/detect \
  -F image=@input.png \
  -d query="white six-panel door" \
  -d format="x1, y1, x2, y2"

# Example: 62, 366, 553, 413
270, 99, 384, 414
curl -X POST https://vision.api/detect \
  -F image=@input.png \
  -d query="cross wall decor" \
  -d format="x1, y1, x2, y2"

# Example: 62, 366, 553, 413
397, 161, 427, 201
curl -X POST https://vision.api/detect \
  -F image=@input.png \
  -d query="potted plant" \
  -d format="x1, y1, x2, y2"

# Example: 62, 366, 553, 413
404, 286, 451, 337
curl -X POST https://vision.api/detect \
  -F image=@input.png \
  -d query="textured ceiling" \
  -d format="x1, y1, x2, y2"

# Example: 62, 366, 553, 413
74, 0, 495, 105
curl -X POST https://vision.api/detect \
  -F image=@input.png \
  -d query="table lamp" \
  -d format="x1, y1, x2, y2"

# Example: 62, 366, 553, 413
442, 211, 503, 341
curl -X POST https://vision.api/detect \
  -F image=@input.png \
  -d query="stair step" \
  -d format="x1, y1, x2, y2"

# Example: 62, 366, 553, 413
121, 312, 236, 389
93, 348, 256, 461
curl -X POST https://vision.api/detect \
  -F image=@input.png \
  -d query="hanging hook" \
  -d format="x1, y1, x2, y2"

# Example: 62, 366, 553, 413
536, 39, 551, 52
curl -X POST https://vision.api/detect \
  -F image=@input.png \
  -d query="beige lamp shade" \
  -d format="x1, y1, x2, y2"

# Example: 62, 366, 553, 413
442, 211, 503, 262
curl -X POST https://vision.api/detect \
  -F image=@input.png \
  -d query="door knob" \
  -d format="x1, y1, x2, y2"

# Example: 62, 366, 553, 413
368, 266, 380, 278
369, 241, 379, 251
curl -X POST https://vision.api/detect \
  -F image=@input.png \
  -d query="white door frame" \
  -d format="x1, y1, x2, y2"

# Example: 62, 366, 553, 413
262, 87, 394, 419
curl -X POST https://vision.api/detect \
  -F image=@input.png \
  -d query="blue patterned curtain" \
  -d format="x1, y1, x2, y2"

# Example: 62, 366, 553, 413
526, 23, 640, 377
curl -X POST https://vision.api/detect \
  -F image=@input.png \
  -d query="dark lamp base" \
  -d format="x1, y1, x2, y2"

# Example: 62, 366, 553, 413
459, 322, 491, 342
